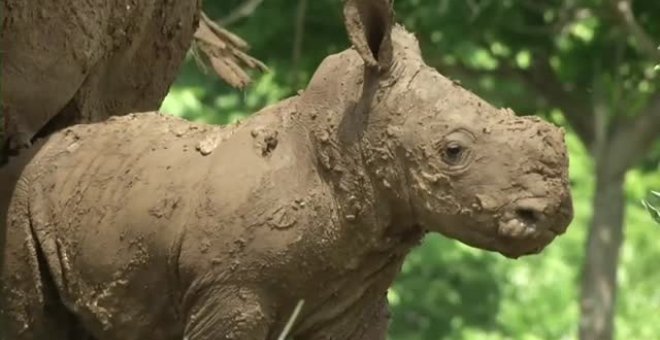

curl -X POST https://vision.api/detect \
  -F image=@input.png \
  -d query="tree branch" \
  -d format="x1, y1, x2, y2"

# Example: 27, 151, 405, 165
517, 57, 595, 147
291, 0, 308, 88
610, 0, 660, 61
219, 0, 265, 27
605, 94, 660, 179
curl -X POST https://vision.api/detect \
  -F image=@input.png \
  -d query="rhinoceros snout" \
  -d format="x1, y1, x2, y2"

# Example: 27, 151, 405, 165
508, 194, 572, 235
495, 192, 573, 257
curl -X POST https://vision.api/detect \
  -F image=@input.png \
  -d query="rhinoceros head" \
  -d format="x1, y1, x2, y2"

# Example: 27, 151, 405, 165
396, 98, 574, 258
337, 0, 573, 258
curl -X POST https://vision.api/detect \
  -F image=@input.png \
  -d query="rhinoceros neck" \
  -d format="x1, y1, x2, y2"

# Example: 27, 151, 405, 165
295, 48, 419, 253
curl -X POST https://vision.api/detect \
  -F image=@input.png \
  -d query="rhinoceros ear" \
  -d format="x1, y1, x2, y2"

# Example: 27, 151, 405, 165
343, 0, 394, 71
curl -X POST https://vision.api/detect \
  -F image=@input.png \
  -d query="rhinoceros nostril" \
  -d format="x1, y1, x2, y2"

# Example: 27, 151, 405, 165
515, 208, 541, 225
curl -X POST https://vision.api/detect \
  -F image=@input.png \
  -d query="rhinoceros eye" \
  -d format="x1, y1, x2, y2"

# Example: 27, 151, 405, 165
442, 142, 465, 165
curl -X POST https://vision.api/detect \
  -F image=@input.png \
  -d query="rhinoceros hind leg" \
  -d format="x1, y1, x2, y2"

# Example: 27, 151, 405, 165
0, 201, 90, 339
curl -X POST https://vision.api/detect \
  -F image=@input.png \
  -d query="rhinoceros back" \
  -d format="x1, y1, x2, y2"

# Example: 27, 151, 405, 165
1, 112, 228, 339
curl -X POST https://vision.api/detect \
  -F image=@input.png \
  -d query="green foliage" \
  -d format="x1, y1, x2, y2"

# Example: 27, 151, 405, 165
162, 60, 290, 125
388, 237, 502, 339
161, 0, 660, 338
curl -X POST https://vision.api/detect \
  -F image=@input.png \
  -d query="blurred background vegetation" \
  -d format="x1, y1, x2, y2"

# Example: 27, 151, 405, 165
160, 0, 659, 339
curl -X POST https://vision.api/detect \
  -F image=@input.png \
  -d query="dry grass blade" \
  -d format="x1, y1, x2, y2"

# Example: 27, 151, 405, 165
192, 11, 268, 89
201, 12, 249, 50
277, 300, 305, 340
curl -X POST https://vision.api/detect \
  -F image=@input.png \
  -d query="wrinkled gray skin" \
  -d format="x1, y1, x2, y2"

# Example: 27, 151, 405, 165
1, 0, 200, 149
0, 1, 573, 339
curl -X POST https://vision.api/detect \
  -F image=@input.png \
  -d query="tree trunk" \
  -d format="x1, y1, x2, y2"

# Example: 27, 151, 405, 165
578, 165, 626, 340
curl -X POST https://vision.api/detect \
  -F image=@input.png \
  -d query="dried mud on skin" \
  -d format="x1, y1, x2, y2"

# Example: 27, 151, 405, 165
1, 0, 199, 308
0, 45, 572, 339
0, 0, 265, 228
1, 0, 573, 339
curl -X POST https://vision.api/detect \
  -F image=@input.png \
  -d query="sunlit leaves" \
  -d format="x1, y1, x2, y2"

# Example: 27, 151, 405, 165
161, 66, 290, 125
567, 9, 599, 43
490, 41, 511, 58
464, 46, 499, 70
514, 50, 531, 69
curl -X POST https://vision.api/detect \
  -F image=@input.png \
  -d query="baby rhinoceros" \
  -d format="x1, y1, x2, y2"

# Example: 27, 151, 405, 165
0, 0, 573, 339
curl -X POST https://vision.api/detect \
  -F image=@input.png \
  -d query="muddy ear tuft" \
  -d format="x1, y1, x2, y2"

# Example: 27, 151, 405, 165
343, 0, 394, 71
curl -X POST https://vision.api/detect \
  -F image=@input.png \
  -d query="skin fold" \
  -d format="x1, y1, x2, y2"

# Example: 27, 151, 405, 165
0, 0, 573, 339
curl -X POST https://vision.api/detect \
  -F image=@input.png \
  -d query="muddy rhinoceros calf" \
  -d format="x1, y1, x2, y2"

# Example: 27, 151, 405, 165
0, 1, 573, 339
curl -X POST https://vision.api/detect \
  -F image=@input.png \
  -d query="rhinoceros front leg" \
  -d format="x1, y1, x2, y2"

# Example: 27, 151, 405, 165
346, 296, 391, 340
182, 286, 271, 340
296, 294, 390, 340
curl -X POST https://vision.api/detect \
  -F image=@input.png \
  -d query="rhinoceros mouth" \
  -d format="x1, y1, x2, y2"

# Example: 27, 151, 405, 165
493, 217, 557, 257
496, 217, 555, 239
495, 195, 569, 239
